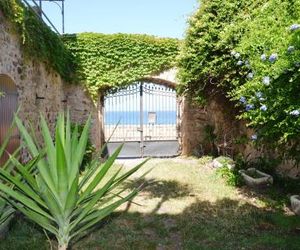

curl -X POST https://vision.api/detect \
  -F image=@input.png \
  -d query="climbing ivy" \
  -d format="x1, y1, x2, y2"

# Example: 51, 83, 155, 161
0, 0, 179, 97
0, 0, 75, 80
62, 33, 179, 97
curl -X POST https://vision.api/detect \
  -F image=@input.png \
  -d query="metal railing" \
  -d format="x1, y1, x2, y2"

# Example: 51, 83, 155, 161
21, 0, 64, 34
104, 82, 178, 157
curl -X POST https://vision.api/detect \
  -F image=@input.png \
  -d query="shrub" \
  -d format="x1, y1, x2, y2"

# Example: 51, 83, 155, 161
0, 126, 17, 237
178, 0, 300, 162
216, 166, 243, 187
0, 113, 147, 250
63, 33, 180, 98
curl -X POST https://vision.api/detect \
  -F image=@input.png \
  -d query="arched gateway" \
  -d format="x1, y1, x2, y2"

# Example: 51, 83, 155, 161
0, 74, 19, 165
104, 80, 179, 158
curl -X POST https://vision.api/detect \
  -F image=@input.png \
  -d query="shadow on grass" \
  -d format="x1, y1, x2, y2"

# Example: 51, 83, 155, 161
236, 185, 291, 211
70, 197, 300, 250
1, 198, 300, 250
122, 178, 193, 213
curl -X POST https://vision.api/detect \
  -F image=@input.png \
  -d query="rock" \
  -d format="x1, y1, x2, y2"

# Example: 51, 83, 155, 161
290, 195, 300, 216
212, 156, 235, 170
239, 168, 273, 189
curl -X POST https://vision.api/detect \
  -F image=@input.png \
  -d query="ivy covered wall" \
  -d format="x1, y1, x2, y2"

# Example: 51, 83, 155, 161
0, 0, 75, 80
62, 33, 179, 97
0, 0, 180, 97
178, 0, 300, 162
0, 0, 180, 151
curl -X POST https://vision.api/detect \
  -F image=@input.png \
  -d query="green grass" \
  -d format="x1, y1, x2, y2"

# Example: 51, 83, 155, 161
1, 157, 300, 249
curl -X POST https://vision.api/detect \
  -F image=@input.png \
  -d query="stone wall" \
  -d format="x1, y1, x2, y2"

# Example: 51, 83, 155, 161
180, 91, 249, 157
0, 10, 64, 131
64, 84, 104, 148
0, 10, 102, 154
0, 9, 273, 166
4, 8, 295, 177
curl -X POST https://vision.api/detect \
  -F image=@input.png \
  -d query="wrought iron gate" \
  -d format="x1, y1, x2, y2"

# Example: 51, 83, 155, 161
104, 81, 179, 158
0, 75, 19, 165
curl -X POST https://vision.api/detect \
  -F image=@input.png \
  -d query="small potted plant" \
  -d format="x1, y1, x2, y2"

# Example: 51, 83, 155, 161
239, 168, 273, 188
290, 195, 300, 216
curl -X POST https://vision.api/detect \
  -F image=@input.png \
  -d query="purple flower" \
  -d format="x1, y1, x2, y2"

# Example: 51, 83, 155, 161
237, 60, 243, 66
251, 134, 257, 141
260, 105, 267, 111
246, 104, 254, 111
234, 53, 241, 59
245, 60, 251, 68
247, 72, 254, 79
269, 53, 278, 63
288, 46, 295, 53
290, 24, 300, 31
261, 54, 267, 61
290, 110, 300, 116
255, 92, 263, 98
262, 76, 271, 86
239, 96, 247, 104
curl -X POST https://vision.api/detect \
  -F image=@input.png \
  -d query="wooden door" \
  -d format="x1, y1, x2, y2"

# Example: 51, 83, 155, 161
0, 75, 19, 165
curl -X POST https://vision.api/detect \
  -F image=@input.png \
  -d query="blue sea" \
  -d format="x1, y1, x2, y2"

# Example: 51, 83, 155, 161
105, 111, 176, 125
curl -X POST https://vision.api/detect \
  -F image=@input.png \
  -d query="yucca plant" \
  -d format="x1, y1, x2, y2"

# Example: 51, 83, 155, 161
0, 128, 15, 237
0, 113, 147, 250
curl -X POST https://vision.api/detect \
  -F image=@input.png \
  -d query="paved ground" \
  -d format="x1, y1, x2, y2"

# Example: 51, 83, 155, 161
107, 140, 180, 158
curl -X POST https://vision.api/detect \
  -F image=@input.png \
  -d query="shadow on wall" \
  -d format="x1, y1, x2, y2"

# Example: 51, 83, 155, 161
183, 89, 251, 158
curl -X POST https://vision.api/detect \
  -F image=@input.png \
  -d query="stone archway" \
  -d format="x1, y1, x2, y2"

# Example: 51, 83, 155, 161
0, 74, 19, 165
101, 69, 183, 158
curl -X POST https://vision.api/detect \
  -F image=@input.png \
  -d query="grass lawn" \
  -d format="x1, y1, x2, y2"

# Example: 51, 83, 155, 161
1, 157, 300, 249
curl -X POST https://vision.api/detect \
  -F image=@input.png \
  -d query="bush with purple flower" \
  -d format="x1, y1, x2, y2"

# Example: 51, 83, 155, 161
179, 0, 300, 163
245, 104, 254, 111
290, 24, 300, 31
247, 72, 254, 79
287, 46, 295, 53
251, 134, 257, 141
260, 105, 267, 111
262, 76, 270, 85
260, 54, 267, 61
239, 96, 247, 104
290, 110, 300, 116
234, 53, 240, 59
269, 53, 278, 63
256, 92, 262, 98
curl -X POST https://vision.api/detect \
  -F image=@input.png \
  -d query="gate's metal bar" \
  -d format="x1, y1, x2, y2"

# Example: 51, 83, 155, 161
104, 82, 177, 143
139, 82, 144, 157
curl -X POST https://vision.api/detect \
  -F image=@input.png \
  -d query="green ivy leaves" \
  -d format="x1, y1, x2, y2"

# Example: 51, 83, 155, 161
178, 0, 300, 161
0, 0, 179, 100
0, 0, 75, 81
62, 33, 179, 97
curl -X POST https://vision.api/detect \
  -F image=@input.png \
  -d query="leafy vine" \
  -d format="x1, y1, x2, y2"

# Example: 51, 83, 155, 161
0, 0, 75, 80
62, 33, 179, 97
